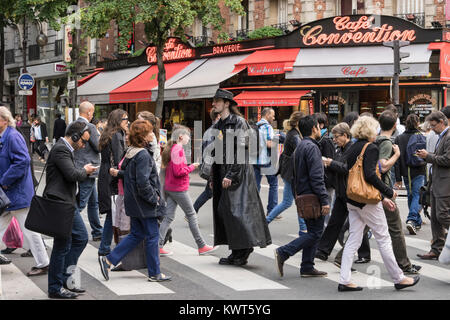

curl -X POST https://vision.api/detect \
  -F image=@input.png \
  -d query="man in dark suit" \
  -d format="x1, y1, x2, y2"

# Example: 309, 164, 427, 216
32, 116, 48, 161
53, 113, 66, 142
44, 121, 97, 299
416, 110, 450, 260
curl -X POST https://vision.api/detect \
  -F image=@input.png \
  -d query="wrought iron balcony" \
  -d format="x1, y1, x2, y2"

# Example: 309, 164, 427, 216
89, 53, 97, 67
270, 22, 290, 34
29, 44, 40, 61
192, 35, 212, 46
236, 29, 250, 40
54, 39, 63, 56
394, 13, 425, 28
5, 50, 15, 64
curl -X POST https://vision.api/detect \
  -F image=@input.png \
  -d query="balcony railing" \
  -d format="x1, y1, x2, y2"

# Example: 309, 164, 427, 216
236, 29, 250, 40
5, 50, 15, 64
28, 44, 40, 61
89, 53, 97, 67
55, 39, 63, 56
394, 13, 425, 28
270, 22, 290, 34
192, 35, 213, 47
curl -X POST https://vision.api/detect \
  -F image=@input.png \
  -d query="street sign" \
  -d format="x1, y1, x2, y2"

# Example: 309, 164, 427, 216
54, 63, 68, 72
19, 90, 33, 96
18, 73, 35, 90
67, 80, 76, 90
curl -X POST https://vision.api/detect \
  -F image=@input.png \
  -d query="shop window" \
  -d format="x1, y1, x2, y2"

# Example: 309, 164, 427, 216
404, 88, 440, 122
340, 0, 354, 15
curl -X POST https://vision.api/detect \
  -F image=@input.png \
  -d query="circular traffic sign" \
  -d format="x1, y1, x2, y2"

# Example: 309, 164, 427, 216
18, 73, 35, 90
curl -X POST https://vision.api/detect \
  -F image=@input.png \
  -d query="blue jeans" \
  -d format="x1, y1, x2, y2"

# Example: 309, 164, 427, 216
107, 217, 160, 277
78, 178, 102, 238
403, 175, 425, 227
266, 179, 307, 231
253, 165, 278, 214
193, 184, 213, 213
98, 211, 113, 255
48, 209, 88, 294
277, 215, 325, 273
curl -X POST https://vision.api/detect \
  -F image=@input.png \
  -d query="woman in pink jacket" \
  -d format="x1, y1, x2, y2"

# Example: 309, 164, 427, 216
159, 125, 216, 256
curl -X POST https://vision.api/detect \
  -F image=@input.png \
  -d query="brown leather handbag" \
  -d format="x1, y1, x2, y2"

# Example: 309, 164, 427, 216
292, 148, 325, 220
295, 194, 322, 219
346, 142, 382, 204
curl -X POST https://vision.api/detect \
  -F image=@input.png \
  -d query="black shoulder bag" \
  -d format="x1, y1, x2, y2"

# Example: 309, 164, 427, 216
25, 161, 76, 239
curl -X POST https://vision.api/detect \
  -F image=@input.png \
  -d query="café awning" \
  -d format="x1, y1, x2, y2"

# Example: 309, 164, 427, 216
109, 60, 194, 104
428, 42, 450, 81
234, 90, 310, 107
286, 44, 432, 79
77, 66, 149, 104
233, 48, 300, 76
160, 54, 250, 101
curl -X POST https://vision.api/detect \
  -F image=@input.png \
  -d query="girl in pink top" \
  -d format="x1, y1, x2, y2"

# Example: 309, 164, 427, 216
158, 125, 216, 256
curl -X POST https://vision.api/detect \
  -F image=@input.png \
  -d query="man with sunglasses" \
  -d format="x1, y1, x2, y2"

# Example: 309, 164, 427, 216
73, 101, 102, 241
45, 121, 97, 299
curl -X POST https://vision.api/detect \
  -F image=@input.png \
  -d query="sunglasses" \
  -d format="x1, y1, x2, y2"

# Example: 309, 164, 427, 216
80, 138, 89, 145
122, 118, 129, 121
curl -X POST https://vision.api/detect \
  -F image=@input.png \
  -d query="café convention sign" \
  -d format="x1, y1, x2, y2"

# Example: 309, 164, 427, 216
98, 15, 443, 70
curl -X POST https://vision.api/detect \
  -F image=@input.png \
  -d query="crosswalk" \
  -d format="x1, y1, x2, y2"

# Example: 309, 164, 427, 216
1, 231, 449, 300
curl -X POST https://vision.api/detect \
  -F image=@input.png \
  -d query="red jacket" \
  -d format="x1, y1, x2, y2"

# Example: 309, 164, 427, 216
164, 143, 195, 192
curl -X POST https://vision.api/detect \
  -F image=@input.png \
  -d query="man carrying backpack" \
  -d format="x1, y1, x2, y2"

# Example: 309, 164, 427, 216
394, 114, 427, 235
377, 111, 421, 274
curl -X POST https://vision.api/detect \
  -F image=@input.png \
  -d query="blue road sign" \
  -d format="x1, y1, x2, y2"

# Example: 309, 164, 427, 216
18, 73, 35, 90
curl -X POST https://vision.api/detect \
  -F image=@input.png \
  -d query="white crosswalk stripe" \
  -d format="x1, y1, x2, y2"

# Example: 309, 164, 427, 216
166, 240, 288, 291
254, 244, 393, 287
2, 222, 449, 299
0, 263, 47, 300
44, 239, 174, 296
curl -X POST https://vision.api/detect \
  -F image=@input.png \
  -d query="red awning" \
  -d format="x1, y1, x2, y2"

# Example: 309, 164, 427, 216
428, 42, 450, 81
78, 68, 104, 86
109, 61, 193, 103
233, 48, 300, 76
234, 90, 310, 107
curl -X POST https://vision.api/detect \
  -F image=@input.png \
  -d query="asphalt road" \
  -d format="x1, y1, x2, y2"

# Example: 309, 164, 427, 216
1, 158, 449, 302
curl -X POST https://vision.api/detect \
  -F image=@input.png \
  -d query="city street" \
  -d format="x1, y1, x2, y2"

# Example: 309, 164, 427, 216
0, 158, 449, 301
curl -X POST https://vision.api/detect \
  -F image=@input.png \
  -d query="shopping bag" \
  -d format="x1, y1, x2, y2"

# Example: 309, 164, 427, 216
2, 217, 24, 248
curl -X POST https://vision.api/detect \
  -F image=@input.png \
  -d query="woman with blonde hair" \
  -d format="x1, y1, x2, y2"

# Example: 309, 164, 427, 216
338, 116, 419, 292
158, 125, 216, 256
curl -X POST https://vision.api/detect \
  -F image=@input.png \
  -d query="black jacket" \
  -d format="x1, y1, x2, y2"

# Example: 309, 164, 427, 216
211, 113, 271, 250
278, 128, 301, 181
328, 140, 354, 199
121, 147, 164, 219
293, 137, 329, 207
32, 123, 48, 140
318, 131, 336, 189
43, 139, 88, 204
53, 118, 67, 141
98, 130, 126, 214
394, 129, 426, 182
345, 139, 394, 208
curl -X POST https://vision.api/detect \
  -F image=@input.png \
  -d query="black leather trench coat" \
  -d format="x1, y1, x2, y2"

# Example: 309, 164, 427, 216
211, 113, 271, 250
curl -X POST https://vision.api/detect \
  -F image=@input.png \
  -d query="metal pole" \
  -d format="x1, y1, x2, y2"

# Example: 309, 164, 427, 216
22, 17, 28, 120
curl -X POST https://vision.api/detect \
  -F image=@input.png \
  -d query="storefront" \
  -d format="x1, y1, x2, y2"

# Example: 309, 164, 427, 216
22, 62, 68, 139
78, 15, 448, 134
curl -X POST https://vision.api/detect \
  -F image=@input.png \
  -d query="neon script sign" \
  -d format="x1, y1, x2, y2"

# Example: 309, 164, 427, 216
146, 38, 195, 64
300, 16, 416, 47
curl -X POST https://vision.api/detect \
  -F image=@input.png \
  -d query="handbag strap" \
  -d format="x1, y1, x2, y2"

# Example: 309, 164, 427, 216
34, 161, 48, 194
357, 142, 371, 161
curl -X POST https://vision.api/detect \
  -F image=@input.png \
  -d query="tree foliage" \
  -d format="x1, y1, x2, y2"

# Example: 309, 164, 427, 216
248, 26, 284, 39
82, 0, 244, 117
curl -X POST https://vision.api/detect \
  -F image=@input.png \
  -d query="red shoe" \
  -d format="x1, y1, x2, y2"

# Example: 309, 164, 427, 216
198, 245, 218, 255
159, 248, 173, 256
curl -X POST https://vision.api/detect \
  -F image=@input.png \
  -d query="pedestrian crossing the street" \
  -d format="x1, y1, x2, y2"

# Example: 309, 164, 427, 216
1, 230, 450, 300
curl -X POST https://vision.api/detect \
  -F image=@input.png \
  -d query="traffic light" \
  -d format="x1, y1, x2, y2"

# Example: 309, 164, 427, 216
383, 40, 410, 75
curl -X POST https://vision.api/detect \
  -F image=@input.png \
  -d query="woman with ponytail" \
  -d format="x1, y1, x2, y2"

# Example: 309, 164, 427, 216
158, 125, 217, 256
